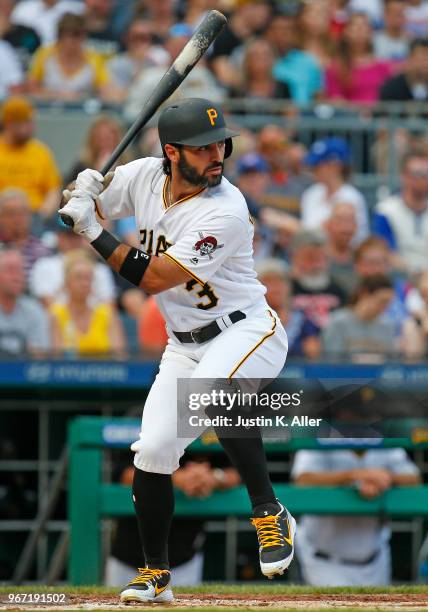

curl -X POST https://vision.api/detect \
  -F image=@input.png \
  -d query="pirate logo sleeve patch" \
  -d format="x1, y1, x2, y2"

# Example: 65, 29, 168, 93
191, 231, 224, 263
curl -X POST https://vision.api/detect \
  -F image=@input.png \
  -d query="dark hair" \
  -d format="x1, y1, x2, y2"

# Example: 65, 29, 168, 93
162, 143, 182, 176
58, 13, 86, 37
335, 12, 372, 91
410, 37, 428, 54
350, 274, 393, 305
162, 155, 171, 176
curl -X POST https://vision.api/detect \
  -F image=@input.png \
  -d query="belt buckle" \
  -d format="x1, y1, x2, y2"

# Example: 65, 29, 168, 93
190, 329, 200, 343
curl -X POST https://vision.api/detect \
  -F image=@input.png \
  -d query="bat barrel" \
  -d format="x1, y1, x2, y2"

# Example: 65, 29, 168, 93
59, 9, 227, 229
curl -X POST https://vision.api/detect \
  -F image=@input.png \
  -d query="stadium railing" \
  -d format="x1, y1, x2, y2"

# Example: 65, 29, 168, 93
2, 359, 428, 583
34, 100, 428, 209
69, 412, 428, 585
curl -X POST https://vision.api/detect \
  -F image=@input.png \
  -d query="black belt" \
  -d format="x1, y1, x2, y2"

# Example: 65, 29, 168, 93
314, 549, 380, 566
173, 310, 246, 344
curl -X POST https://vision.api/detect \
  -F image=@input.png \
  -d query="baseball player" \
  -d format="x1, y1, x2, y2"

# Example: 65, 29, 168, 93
60, 98, 296, 603
292, 447, 421, 585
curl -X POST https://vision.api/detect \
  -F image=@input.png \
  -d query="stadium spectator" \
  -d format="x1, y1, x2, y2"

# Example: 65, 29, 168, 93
301, 137, 369, 245
325, 12, 394, 103
290, 230, 346, 329
66, 114, 132, 182
182, 0, 210, 30
297, 0, 333, 68
353, 237, 409, 334
138, 296, 168, 353
65, 113, 140, 248
324, 202, 358, 296
374, 0, 409, 62
256, 125, 289, 185
50, 250, 125, 356
401, 269, 428, 358
245, 140, 311, 255
209, 0, 271, 88
229, 38, 290, 102
255, 258, 321, 359
0, 96, 61, 217
234, 152, 271, 219
329, 0, 350, 39
380, 37, 428, 101
28, 13, 120, 103
373, 150, 428, 274
0, 189, 51, 278
292, 445, 421, 585
405, 0, 428, 39
125, 23, 224, 121
349, 0, 384, 24
256, 126, 311, 213
0, 37, 23, 99
11, 0, 83, 45
135, 0, 175, 43
322, 275, 396, 360
0, 249, 51, 356
247, 140, 309, 259
107, 19, 169, 92
29, 217, 116, 307
267, 13, 323, 105
83, 0, 121, 58
252, 221, 275, 263
0, 0, 40, 68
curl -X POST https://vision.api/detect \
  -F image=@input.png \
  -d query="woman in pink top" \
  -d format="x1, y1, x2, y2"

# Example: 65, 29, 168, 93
326, 13, 395, 103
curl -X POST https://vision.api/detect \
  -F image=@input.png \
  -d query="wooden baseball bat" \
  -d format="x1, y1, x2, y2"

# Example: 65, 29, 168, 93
59, 9, 227, 227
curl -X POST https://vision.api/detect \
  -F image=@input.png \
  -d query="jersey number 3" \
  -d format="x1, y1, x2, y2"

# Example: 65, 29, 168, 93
185, 280, 218, 310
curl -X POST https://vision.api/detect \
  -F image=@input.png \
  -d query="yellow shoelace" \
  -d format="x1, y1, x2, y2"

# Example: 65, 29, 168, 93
130, 568, 168, 584
251, 515, 283, 548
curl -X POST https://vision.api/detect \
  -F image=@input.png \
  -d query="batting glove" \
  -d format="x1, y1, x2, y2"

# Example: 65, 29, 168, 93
59, 191, 103, 242
75, 168, 105, 198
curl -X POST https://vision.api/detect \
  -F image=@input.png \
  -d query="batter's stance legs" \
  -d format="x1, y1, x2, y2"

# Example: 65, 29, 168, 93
213, 425, 296, 579
119, 468, 174, 604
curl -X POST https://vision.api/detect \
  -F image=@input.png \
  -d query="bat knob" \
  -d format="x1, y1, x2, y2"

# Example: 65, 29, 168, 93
59, 212, 75, 228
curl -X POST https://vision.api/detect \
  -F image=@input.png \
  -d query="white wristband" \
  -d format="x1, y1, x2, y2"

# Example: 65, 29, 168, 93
82, 222, 103, 243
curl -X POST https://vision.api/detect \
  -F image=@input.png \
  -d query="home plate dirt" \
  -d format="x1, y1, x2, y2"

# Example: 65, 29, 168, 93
3, 593, 428, 611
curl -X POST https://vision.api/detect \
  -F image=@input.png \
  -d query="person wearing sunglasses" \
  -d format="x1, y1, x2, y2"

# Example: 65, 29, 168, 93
28, 12, 120, 102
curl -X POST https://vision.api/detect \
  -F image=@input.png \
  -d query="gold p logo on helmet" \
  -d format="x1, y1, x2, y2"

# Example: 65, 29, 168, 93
207, 108, 218, 126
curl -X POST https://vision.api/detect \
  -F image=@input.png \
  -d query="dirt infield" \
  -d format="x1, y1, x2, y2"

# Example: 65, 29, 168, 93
3, 592, 428, 611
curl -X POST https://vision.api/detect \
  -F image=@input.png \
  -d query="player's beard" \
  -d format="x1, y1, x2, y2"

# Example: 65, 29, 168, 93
178, 150, 224, 188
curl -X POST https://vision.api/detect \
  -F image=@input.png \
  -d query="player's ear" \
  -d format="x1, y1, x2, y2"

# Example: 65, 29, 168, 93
164, 143, 180, 163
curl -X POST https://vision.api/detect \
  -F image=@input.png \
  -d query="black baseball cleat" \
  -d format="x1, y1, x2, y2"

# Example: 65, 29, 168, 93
251, 501, 297, 579
120, 567, 173, 603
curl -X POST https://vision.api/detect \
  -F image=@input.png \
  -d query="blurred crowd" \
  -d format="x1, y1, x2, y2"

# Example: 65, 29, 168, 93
2, 0, 428, 106
2, 0, 428, 361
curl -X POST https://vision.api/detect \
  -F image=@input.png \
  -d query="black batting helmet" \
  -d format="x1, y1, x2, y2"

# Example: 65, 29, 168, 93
158, 98, 239, 159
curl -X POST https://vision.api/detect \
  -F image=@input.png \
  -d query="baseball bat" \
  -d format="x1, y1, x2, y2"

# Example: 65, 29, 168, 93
59, 10, 227, 227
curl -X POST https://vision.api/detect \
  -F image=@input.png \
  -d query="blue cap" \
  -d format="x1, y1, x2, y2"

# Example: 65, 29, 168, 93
169, 23, 193, 38
236, 152, 269, 174
304, 137, 351, 167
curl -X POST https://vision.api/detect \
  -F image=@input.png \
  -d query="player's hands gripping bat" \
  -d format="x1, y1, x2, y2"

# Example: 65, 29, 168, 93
59, 9, 227, 228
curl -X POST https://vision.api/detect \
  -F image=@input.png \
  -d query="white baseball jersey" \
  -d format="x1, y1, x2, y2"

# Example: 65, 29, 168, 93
292, 448, 419, 586
99, 157, 268, 333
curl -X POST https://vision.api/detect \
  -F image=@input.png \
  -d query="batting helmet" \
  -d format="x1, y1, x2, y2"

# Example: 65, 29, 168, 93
158, 98, 239, 159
